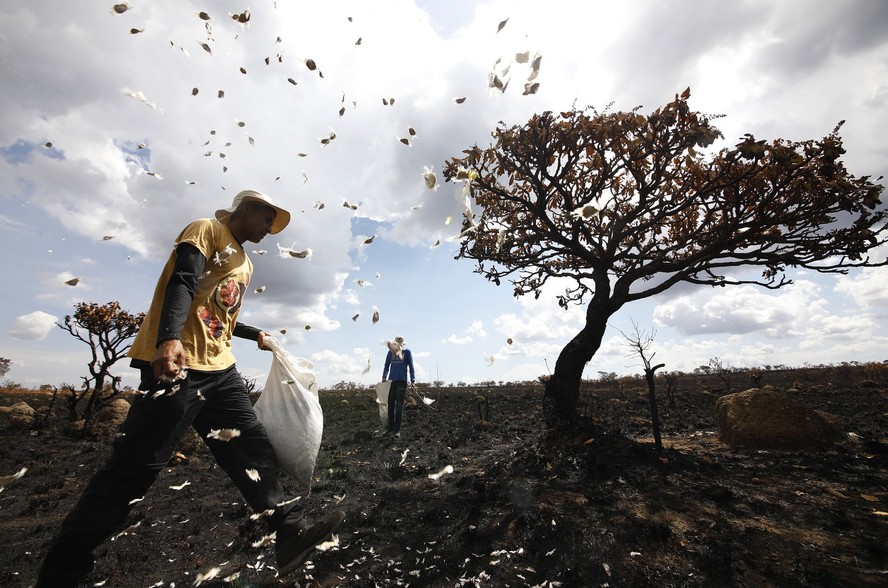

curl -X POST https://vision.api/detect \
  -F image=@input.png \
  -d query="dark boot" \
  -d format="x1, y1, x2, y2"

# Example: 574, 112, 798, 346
275, 510, 345, 575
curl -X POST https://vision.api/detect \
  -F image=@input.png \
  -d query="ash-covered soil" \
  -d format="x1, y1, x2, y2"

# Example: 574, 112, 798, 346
0, 379, 886, 587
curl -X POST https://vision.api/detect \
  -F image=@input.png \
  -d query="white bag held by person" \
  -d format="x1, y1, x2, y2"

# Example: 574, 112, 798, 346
375, 380, 391, 426
254, 337, 323, 488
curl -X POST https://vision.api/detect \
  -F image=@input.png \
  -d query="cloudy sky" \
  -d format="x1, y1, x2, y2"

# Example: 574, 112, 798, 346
1, 0, 886, 390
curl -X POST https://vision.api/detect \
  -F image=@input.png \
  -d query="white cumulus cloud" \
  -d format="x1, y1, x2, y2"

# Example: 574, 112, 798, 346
443, 319, 487, 344
834, 266, 888, 309
652, 282, 825, 337
8, 311, 58, 341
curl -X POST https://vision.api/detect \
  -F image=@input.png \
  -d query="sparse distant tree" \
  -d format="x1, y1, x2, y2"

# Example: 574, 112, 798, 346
748, 367, 765, 388
58, 301, 144, 432
597, 371, 620, 395
443, 89, 887, 423
863, 361, 888, 387
658, 371, 678, 409
694, 365, 712, 376
708, 357, 734, 391
0, 357, 11, 379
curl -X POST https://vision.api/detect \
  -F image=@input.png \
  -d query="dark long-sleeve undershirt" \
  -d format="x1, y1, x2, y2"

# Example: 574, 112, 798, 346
155, 242, 260, 346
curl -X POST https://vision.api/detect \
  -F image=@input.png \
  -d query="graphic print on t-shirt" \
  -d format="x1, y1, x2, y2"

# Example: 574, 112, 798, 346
197, 305, 224, 338
195, 277, 247, 339
215, 277, 247, 315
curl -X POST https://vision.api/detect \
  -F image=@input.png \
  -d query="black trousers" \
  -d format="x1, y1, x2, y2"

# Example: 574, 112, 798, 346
387, 380, 408, 432
36, 365, 303, 587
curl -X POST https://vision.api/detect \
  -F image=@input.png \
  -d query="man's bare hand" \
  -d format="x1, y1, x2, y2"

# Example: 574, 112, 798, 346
151, 339, 186, 381
258, 331, 272, 351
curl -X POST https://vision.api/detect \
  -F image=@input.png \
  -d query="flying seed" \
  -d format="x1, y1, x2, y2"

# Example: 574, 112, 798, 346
207, 428, 241, 441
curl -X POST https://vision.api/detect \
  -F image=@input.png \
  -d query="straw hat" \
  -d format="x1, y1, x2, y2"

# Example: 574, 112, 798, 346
215, 189, 290, 234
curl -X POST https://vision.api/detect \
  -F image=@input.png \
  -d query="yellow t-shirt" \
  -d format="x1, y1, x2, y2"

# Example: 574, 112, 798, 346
129, 218, 253, 371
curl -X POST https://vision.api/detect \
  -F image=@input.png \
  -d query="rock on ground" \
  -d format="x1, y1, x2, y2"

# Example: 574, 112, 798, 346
0, 402, 36, 430
94, 398, 131, 429
715, 387, 842, 450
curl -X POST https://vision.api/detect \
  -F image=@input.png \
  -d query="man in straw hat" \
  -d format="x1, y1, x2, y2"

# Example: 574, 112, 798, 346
36, 190, 344, 587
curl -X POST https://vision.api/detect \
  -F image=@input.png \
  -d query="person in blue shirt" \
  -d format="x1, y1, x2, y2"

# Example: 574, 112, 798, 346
381, 336, 415, 437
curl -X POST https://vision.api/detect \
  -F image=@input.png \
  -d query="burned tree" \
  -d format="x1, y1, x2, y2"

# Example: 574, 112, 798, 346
443, 88, 887, 423
58, 301, 144, 432
622, 321, 665, 453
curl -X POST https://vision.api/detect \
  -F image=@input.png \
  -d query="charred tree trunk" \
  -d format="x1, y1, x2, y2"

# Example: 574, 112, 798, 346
544, 294, 614, 424
81, 372, 106, 435
645, 363, 666, 453
64, 384, 83, 421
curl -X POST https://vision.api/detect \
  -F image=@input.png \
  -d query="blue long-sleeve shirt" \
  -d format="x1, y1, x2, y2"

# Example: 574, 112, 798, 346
382, 349, 415, 383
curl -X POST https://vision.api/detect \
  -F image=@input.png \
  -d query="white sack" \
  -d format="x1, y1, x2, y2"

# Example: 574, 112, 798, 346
375, 380, 391, 426
254, 337, 322, 488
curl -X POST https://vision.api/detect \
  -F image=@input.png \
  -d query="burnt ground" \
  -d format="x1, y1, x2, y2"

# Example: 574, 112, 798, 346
0, 379, 886, 587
